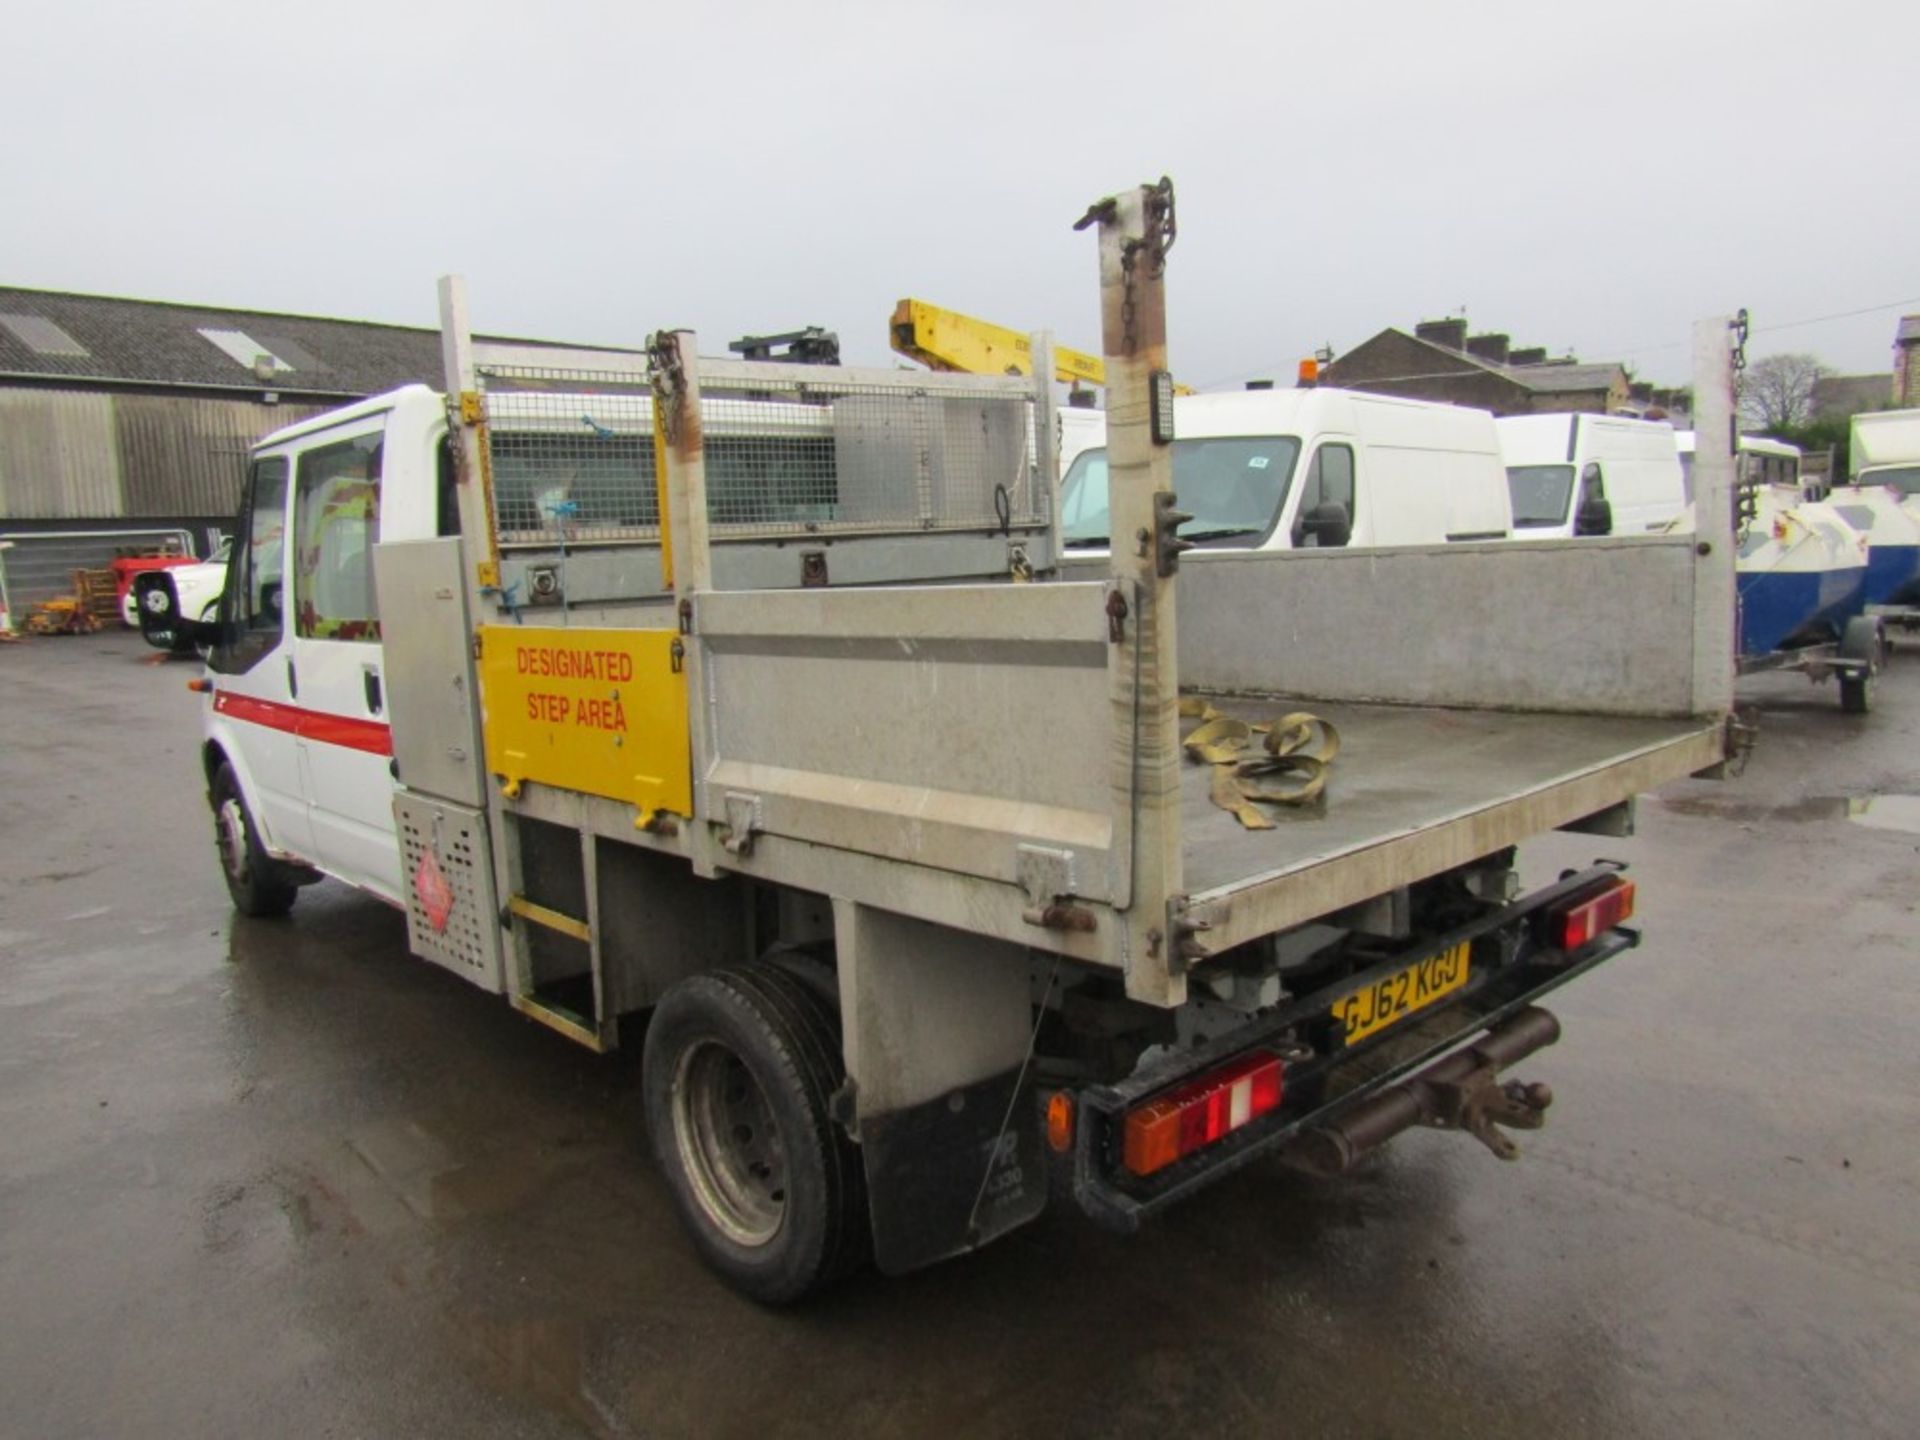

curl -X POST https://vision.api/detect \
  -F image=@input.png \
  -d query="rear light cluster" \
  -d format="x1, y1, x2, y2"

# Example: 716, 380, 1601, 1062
1122, 1051, 1284, 1177
1549, 877, 1635, 952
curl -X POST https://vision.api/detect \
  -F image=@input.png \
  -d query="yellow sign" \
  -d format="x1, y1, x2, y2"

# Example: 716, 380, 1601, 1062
1331, 942, 1471, 1045
477, 625, 691, 826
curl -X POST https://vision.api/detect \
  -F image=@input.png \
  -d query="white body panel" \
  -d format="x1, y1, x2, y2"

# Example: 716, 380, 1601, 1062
1850, 409, 1920, 477
1059, 386, 1511, 556
1498, 413, 1688, 539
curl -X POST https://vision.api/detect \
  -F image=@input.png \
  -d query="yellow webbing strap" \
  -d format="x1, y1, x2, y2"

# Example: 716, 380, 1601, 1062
1179, 697, 1341, 830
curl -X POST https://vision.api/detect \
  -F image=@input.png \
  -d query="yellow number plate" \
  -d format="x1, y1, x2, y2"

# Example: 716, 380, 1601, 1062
1331, 941, 1471, 1045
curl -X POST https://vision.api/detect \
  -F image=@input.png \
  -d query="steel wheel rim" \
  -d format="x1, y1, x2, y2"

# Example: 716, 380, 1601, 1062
671, 1039, 788, 1247
216, 797, 250, 882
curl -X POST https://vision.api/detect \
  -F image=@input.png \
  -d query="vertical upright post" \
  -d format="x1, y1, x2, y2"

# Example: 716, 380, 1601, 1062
1030, 329, 1060, 567
437, 274, 500, 601
1690, 317, 1738, 716
439, 275, 530, 996
1084, 181, 1186, 1006
651, 329, 719, 874
652, 330, 713, 597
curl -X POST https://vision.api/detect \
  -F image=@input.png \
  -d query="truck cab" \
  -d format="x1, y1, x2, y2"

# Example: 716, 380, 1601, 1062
1058, 387, 1511, 558
199, 384, 452, 904
1498, 412, 1689, 539
1850, 408, 1920, 498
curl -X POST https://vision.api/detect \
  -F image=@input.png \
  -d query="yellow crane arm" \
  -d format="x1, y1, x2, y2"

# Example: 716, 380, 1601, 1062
890, 298, 1106, 387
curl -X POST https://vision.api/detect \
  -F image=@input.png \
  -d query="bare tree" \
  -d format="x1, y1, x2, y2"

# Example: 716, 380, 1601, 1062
1739, 352, 1831, 430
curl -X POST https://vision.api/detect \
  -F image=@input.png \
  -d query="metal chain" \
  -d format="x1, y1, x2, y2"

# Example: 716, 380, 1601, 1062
1118, 177, 1178, 353
647, 331, 685, 444
1076, 177, 1178, 355
1730, 308, 1750, 373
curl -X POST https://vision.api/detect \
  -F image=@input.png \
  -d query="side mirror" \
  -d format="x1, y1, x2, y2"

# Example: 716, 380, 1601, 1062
1574, 494, 1613, 537
1298, 501, 1352, 548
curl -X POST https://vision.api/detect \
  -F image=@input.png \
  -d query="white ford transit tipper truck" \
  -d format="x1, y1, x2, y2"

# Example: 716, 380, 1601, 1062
139, 181, 1738, 1304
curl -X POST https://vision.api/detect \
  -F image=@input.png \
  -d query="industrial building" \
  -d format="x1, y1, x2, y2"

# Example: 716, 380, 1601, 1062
0, 288, 455, 608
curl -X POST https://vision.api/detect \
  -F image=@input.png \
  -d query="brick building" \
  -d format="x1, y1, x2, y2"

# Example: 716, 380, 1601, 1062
1324, 318, 1632, 417
1895, 316, 1920, 407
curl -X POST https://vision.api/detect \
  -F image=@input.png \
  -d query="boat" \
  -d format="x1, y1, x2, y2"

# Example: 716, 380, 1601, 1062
1735, 486, 1869, 656
1824, 481, 1920, 607
1675, 431, 1870, 656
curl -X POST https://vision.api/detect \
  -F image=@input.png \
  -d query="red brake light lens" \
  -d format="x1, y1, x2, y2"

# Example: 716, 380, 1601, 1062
1551, 877, 1636, 952
1122, 1051, 1284, 1177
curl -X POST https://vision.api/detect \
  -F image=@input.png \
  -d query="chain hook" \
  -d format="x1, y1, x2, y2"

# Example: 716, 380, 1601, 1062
647, 330, 686, 445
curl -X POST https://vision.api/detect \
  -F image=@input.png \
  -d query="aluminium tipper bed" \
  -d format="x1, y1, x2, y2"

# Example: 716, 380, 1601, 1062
1178, 693, 1721, 949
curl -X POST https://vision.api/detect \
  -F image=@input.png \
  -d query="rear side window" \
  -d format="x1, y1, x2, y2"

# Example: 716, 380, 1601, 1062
294, 432, 384, 642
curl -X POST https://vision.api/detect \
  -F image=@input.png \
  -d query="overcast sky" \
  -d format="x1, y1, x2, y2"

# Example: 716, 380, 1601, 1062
5, 1, 1915, 388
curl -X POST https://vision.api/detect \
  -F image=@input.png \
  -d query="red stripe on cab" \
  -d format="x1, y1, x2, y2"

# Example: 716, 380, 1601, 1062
213, 690, 393, 757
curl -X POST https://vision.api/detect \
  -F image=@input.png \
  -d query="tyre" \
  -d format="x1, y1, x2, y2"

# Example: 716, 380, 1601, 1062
211, 762, 299, 917
644, 962, 867, 1304
134, 576, 182, 652
1839, 616, 1880, 714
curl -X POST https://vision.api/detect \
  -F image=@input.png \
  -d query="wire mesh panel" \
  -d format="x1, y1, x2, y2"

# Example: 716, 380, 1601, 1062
475, 359, 1041, 548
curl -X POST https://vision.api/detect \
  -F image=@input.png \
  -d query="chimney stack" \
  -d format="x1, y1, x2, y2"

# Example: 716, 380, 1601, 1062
1414, 318, 1469, 351
1465, 332, 1510, 365
1508, 346, 1549, 368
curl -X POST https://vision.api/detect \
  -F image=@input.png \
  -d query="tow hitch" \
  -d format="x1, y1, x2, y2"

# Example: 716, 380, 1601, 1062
1280, 1006, 1561, 1176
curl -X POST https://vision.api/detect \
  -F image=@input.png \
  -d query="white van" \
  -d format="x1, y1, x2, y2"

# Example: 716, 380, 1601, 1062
1058, 387, 1511, 555
1497, 413, 1689, 539
1057, 403, 1105, 477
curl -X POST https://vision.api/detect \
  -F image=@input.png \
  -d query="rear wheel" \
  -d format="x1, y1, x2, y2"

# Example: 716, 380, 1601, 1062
211, 762, 298, 917
643, 962, 867, 1304
1839, 616, 1882, 714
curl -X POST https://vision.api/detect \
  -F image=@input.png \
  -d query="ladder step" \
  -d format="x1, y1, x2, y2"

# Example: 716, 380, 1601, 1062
506, 894, 591, 943
510, 994, 606, 1052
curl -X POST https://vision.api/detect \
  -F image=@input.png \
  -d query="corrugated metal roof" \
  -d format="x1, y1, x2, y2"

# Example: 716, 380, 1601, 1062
0, 286, 609, 398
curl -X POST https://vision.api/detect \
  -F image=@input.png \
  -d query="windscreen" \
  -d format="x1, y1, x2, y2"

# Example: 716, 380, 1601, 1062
1506, 464, 1575, 528
1869, 465, 1920, 498
1060, 436, 1302, 547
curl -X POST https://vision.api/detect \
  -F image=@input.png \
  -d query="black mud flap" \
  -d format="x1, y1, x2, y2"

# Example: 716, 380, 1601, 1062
858, 1063, 1047, 1275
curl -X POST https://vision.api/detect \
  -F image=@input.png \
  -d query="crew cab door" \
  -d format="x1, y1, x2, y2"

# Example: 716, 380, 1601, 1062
208, 454, 314, 863
286, 420, 401, 901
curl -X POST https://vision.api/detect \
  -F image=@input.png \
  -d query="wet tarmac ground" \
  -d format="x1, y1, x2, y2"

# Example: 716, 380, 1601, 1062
2, 632, 1917, 1438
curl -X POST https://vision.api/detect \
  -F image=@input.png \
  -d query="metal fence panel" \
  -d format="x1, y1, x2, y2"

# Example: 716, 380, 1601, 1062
475, 361, 1041, 549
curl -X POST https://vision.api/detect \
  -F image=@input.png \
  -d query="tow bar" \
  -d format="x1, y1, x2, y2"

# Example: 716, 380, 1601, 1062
1280, 1006, 1561, 1176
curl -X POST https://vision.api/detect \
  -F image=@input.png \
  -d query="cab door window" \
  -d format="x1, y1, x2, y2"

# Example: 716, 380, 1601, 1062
211, 456, 289, 674
294, 433, 384, 642
1294, 442, 1355, 547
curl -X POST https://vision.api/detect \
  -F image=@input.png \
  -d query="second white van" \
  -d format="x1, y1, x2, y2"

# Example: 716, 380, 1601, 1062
1498, 413, 1689, 539
1058, 387, 1511, 556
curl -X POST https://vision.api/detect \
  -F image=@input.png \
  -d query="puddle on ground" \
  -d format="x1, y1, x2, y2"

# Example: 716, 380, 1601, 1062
1659, 793, 1920, 834
1843, 794, 1920, 834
